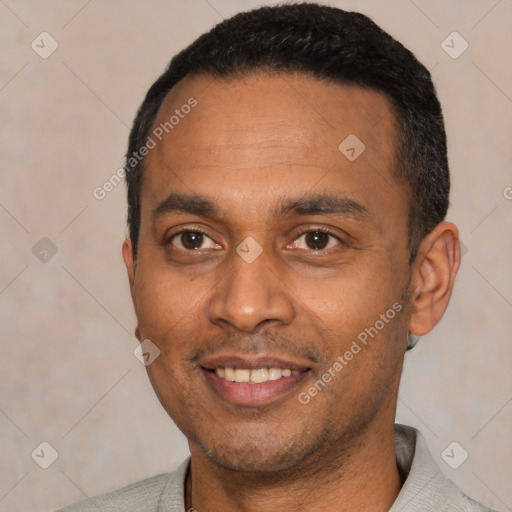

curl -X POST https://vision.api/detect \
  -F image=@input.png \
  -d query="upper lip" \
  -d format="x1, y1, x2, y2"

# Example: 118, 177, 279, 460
199, 354, 312, 372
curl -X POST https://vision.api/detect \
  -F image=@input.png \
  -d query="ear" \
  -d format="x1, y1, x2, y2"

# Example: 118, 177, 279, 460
122, 238, 141, 341
122, 237, 136, 297
408, 222, 461, 336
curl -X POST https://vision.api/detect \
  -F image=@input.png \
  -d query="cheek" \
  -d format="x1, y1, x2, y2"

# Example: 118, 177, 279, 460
295, 264, 394, 321
134, 262, 204, 336
292, 261, 407, 363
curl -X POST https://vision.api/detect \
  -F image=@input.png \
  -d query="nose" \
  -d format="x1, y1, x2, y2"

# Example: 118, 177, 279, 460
207, 245, 295, 333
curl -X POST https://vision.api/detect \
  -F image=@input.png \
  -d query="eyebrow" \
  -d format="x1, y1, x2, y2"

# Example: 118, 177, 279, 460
152, 192, 368, 221
275, 193, 368, 219
153, 193, 219, 220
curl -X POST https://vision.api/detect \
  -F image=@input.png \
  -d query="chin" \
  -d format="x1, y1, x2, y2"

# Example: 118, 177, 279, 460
192, 427, 327, 474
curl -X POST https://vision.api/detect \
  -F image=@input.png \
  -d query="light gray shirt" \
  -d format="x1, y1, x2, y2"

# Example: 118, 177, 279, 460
57, 424, 496, 511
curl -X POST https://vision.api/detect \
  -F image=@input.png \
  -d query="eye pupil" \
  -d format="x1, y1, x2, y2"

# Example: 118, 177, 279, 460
181, 232, 203, 249
305, 231, 329, 250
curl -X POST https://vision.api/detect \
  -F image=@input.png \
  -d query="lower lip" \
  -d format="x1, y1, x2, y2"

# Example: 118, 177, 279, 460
201, 369, 310, 406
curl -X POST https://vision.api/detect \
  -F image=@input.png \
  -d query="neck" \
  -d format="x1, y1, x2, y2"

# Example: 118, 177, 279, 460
186, 421, 402, 512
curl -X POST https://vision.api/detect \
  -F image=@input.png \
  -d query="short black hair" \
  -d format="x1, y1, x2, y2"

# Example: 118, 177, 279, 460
125, 2, 449, 262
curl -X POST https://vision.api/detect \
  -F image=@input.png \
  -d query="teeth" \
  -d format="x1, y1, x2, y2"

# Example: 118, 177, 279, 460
215, 367, 297, 383
234, 369, 250, 382
250, 368, 269, 383
268, 368, 282, 380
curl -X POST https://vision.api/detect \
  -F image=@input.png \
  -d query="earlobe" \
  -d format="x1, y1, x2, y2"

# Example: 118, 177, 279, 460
408, 222, 461, 336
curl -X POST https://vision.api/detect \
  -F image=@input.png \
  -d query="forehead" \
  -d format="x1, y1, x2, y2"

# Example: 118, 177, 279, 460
142, 72, 405, 222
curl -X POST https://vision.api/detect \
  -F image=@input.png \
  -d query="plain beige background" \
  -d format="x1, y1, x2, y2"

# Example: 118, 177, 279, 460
0, 1, 511, 511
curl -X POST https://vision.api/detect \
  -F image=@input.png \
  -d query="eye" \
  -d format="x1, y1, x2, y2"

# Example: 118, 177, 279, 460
288, 230, 342, 251
169, 230, 220, 251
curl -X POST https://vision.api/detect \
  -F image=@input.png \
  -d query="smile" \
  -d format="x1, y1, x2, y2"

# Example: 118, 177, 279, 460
214, 367, 300, 383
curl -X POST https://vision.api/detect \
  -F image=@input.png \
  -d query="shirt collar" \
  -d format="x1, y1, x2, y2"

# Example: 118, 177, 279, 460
156, 424, 464, 511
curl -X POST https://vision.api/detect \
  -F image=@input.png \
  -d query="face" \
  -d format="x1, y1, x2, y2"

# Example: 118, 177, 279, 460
124, 73, 413, 473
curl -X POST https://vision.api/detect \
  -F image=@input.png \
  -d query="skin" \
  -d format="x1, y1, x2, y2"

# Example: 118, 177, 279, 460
122, 72, 460, 512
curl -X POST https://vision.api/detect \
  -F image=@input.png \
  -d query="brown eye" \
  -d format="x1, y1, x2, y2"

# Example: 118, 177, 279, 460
181, 232, 204, 250
305, 231, 330, 250
169, 231, 220, 251
288, 230, 341, 251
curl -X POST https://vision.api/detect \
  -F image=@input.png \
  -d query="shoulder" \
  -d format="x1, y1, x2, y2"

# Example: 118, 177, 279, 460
420, 470, 499, 512
56, 458, 190, 512
460, 495, 500, 512
56, 473, 172, 511
393, 425, 499, 512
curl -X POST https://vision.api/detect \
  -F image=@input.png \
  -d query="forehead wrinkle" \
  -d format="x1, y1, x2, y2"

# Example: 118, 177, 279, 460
166, 163, 330, 172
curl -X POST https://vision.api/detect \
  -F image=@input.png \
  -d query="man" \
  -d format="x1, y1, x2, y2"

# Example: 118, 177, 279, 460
59, 3, 496, 511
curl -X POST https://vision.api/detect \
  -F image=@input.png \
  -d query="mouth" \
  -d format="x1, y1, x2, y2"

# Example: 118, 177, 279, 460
199, 355, 312, 406
212, 366, 300, 383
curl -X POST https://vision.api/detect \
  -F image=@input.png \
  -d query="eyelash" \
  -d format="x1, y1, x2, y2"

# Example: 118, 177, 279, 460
166, 226, 346, 251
